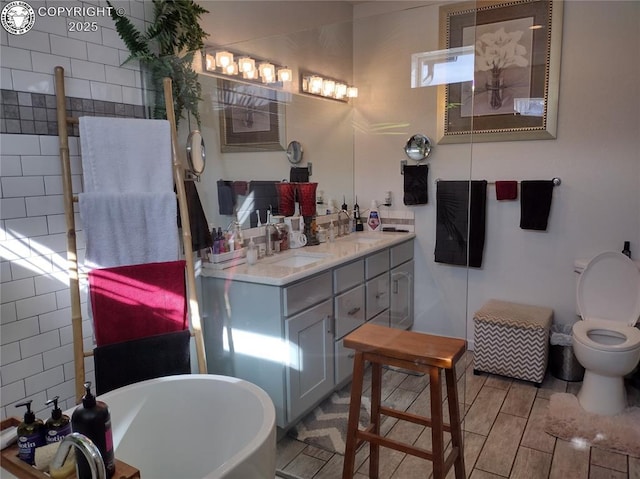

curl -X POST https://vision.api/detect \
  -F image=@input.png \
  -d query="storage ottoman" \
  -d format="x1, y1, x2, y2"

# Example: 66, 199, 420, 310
473, 299, 553, 386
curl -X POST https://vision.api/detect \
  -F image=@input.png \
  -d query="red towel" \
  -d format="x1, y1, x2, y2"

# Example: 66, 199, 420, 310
89, 261, 187, 347
495, 181, 518, 200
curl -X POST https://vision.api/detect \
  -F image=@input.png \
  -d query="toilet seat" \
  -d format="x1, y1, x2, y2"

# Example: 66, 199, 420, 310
577, 251, 640, 327
573, 318, 640, 352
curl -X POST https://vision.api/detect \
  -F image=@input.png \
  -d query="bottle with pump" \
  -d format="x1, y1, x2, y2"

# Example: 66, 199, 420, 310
15, 400, 46, 465
622, 241, 631, 258
247, 237, 258, 265
367, 200, 381, 232
45, 396, 71, 444
71, 382, 115, 479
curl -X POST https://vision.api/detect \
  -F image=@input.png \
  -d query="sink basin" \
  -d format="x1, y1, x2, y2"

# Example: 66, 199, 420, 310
266, 252, 332, 268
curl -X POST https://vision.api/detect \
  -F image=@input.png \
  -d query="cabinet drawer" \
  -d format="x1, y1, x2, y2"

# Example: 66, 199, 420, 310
365, 250, 389, 280
283, 271, 332, 317
390, 240, 414, 268
366, 273, 390, 320
334, 259, 364, 294
334, 284, 365, 339
335, 338, 356, 385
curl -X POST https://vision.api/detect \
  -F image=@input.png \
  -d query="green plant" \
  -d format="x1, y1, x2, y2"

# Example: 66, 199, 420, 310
108, 0, 209, 127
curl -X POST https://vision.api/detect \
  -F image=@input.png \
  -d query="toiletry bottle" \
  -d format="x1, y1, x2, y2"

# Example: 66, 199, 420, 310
367, 200, 381, 232
329, 221, 335, 242
622, 241, 631, 258
247, 237, 258, 265
44, 396, 71, 444
71, 382, 115, 479
354, 198, 363, 232
15, 400, 46, 465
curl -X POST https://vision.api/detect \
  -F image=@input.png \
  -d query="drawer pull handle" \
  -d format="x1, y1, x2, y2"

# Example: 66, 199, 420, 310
347, 307, 361, 316
348, 353, 355, 359
375, 291, 386, 299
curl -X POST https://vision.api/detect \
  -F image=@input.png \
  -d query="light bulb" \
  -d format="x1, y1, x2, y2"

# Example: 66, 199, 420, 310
238, 57, 255, 73
259, 62, 275, 83
322, 79, 336, 97
215, 51, 234, 69
278, 68, 293, 83
205, 54, 215, 71
335, 83, 347, 99
309, 76, 323, 94
224, 62, 238, 75
347, 86, 358, 98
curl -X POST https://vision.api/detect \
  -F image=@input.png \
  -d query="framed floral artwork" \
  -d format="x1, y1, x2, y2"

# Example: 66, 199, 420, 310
437, 0, 563, 143
217, 79, 285, 152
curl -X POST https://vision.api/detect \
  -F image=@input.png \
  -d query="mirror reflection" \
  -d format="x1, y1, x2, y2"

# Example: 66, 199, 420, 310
404, 133, 432, 162
194, 73, 354, 230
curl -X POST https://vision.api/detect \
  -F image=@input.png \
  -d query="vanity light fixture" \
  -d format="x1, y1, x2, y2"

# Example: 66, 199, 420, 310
203, 49, 292, 88
300, 71, 358, 102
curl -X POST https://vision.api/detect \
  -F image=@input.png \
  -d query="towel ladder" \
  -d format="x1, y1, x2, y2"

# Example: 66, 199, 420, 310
54, 67, 207, 403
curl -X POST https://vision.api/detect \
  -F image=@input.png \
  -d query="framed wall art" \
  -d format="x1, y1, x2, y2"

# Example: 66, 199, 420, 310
437, 0, 563, 143
218, 79, 285, 152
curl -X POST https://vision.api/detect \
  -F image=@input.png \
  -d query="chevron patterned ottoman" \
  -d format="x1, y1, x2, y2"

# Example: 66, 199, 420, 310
473, 299, 553, 386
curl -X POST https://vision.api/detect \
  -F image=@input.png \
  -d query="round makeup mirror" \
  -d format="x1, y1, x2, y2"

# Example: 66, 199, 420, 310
286, 140, 303, 164
404, 134, 432, 162
186, 130, 206, 175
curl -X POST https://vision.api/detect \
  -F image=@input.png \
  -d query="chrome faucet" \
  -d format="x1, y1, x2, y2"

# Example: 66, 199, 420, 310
337, 209, 351, 236
51, 432, 106, 479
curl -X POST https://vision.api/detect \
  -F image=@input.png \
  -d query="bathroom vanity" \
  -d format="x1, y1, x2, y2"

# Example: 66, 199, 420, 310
200, 232, 415, 428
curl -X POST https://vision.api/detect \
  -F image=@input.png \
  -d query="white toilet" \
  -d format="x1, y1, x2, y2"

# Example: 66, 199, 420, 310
572, 251, 640, 415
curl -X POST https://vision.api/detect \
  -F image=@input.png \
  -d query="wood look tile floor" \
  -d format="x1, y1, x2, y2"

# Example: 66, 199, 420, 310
275, 352, 640, 479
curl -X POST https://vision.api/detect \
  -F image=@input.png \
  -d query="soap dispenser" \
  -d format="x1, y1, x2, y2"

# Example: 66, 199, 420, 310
247, 237, 258, 265
15, 400, 46, 465
71, 382, 115, 478
44, 396, 71, 444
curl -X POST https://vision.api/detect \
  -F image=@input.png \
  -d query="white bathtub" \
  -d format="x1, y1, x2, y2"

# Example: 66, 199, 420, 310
98, 374, 276, 479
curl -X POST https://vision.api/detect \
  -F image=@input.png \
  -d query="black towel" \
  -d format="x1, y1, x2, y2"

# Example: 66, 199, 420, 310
249, 180, 279, 227
182, 181, 212, 251
520, 180, 554, 230
217, 179, 234, 215
290, 167, 309, 183
434, 180, 487, 268
403, 164, 429, 205
94, 329, 191, 395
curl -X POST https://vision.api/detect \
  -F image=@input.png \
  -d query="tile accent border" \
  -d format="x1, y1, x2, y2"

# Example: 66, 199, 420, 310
0, 89, 147, 136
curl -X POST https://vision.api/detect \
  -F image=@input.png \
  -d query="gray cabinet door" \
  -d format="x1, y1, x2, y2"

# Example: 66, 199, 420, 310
286, 299, 335, 421
390, 260, 414, 330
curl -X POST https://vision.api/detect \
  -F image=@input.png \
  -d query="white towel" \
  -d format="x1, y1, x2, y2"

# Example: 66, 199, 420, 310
79, 117, 172, 193
79, 192, 179, 269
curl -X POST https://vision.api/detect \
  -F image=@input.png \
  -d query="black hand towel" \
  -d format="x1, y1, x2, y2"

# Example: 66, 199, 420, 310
520, 180, 554, 230
290, 166, 309, 183
181, 181, 212, 251
217, 179, 235, 215
403, 164, 429, 205
249, 180, 279, 226
94, 329, 191, 395
434, 180, 487, 268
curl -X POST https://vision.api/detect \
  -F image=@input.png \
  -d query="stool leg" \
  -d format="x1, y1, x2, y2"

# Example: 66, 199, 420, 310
369, 361, 382, 479
445, 368, 466, 479
429, 367, 445, 479
343, 351, 365, 479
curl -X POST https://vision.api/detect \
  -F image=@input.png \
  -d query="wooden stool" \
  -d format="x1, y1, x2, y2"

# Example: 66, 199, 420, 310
342, 323, 466, 479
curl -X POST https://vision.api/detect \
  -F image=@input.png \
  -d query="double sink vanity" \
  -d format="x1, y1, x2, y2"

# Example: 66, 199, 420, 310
200, 231, 415, 429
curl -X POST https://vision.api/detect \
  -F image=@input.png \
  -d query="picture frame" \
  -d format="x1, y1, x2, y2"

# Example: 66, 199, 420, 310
437, 0, 563, 143
218, 79, 285, 152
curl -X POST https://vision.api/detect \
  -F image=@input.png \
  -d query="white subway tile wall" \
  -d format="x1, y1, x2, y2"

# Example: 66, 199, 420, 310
0, 0, 153, 418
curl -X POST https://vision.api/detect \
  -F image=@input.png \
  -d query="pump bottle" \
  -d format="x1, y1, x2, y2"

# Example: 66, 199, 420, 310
44, 396, 71, 444
71, 382, 115, 478
15, 400, 46, 465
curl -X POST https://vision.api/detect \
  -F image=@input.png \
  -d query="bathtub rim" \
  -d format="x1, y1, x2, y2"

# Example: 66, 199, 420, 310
93, 374, 276, 478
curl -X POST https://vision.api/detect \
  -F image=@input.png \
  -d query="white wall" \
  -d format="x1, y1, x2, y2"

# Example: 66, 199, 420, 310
1, 0, 151, 417
353, 0, 640, 341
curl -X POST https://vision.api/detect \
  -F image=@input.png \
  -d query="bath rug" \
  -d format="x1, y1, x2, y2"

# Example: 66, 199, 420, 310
545, 392, 640, 457
288, 382, 371, 456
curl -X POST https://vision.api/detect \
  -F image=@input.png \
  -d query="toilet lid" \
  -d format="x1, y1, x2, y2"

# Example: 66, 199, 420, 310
577, 251, 640, 326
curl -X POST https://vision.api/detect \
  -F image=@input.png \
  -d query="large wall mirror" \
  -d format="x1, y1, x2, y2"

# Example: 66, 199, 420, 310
192, 3, 356, 231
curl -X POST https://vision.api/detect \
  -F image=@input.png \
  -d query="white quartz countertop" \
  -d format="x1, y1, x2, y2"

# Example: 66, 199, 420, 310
201, 231, 415, 286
